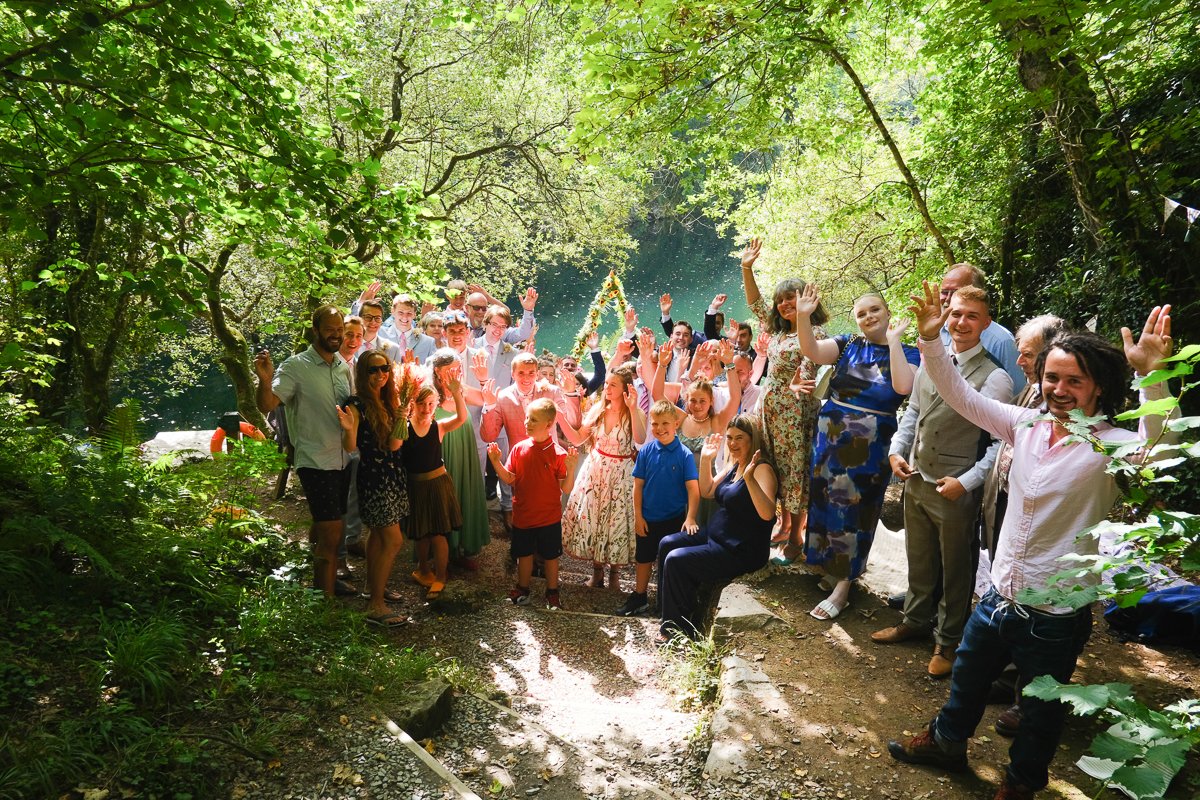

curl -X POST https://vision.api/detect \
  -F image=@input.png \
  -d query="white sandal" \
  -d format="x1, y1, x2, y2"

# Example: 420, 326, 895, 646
809, 598, 847, 620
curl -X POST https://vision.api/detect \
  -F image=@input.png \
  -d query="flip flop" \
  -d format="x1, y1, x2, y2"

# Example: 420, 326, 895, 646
334, 578, 358, 597
360, 588, 404, 603
411, 570, 435, 588
809, 599, 848, 621
425, 581, 445, 601
366, 611, 408, 628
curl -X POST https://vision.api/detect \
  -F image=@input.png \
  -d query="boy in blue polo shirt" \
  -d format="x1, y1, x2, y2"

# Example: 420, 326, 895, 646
617, 400, 699, 616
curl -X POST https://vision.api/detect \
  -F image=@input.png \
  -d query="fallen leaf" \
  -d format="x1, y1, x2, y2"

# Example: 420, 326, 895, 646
338, 714, 350, 726
423, 739, 436, 754
489, 777, 505, 795
267, 759, 282, 770
78, 789, 109, 800
742, 733, 753, 741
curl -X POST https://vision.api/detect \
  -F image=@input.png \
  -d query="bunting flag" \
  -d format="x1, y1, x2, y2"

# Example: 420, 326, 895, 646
572, 270, 629, 358
1162, 195, 1198, 241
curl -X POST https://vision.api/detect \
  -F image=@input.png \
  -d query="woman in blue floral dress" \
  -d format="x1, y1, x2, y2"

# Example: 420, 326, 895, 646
792, 286, 920, 620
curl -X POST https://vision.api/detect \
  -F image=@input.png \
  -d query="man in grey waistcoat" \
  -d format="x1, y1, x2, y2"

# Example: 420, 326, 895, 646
872, 286, 1012, 679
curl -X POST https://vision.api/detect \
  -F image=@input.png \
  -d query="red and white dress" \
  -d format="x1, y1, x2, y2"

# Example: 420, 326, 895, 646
563, 417, 636, 565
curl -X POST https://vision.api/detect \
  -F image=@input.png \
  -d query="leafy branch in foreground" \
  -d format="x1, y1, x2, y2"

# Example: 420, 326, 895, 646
1025, 677, 1200, 800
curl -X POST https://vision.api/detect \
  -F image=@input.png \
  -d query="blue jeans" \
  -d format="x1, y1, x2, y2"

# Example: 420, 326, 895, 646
934, 588, 1092, 790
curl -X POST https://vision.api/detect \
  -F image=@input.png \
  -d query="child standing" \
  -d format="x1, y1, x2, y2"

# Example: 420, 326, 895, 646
404, 373, 468, 601
617, 400, 700, 616
560, 368, 647, 589
488, 399, 579, 609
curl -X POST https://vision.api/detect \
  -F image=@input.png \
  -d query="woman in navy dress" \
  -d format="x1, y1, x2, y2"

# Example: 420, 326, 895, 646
791, 286, 920, 621
656, 415, 777, 641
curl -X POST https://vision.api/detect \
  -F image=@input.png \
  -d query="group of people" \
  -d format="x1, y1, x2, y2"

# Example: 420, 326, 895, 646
252, 247, 1176, 800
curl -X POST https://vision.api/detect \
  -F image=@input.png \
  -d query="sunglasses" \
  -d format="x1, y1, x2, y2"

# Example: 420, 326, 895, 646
366, 364, 391, 375
467, 304, 487, 311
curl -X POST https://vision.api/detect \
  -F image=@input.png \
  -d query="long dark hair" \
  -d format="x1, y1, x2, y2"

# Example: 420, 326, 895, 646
354, 352, 401, 444
770, 278, 828, 333
1034, 332, 1129, 420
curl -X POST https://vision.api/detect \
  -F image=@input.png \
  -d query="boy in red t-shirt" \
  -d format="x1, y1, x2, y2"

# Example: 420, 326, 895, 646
487, 398, 579, 609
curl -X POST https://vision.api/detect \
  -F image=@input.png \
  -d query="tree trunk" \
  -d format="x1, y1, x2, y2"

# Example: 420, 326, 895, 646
999, 15, 1144, 253
203, 246, 270, 433
823, 45, 958, 266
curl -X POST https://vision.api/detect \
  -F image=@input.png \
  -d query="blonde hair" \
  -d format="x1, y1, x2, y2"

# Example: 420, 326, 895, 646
527, 397, 557, 422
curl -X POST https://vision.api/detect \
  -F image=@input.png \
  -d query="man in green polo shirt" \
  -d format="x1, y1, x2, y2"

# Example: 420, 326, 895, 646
255, 305, 353, 597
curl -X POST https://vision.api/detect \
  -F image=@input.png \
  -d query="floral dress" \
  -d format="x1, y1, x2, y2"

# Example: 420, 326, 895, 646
350, 397, 409, 528
750, 296, 825, 514
563, 416, 637, 565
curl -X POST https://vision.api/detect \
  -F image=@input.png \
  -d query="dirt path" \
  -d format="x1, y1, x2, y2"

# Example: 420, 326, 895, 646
256, 490, 1200, 800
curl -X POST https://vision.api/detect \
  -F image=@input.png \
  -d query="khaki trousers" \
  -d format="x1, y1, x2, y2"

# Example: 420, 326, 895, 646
901, 476, 981, 647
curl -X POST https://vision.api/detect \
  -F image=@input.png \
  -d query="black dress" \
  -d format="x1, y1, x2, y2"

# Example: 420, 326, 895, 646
351, 397, 409, 528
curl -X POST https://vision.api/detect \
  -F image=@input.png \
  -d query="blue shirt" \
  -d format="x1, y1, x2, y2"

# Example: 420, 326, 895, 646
633, 436, 699, 522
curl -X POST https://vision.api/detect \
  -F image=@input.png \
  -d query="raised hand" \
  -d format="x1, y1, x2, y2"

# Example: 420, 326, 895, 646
624, 305, 638, 331
470, 350, 489, 381
676, 348, 692, 375
558, 367, 575, 392
717, 338, 734, 365
358, 280, 381, 303
586, 330, 599, 350
725, 317, 740, 342
253, 350, 274, 381
1122, 305, 1172, 375
711, 293, 727, 310
624, 384, 640, 410
335, 404, 354, 431
796, 283, 821, 318
403, 348, 416, 364
481, 378, 498, 405
740, 238, 762, 271
638, 328, 657, 356
907, 279, 950, 341
521, 287, 538, 311
466, 282, 485, 296
659, 293, 673, 317
755, 330, 771, 354
420, 300, 437, 316
746, 449, 764, 472
886, 316, 911, 345
700, 432, 723, 460
615, 337, 634, 359
657, 341, 673, 367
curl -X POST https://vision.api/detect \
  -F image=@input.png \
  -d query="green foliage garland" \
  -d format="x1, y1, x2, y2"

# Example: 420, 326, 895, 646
571, 270, 629, 359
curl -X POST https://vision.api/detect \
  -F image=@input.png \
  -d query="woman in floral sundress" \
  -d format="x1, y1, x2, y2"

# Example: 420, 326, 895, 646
739, 237, 827, 560
560, 368, 647, 589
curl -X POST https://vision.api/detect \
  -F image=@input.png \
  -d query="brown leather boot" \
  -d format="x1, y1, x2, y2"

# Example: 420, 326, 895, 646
993, 778, 1036, 800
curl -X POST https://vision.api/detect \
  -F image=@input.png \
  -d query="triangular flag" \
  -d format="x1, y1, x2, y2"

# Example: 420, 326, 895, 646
1188, 207, 1199, 225
1164, 197, 1181, 221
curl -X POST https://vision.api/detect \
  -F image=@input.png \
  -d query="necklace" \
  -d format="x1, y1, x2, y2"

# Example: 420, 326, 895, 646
688, 412, 711, 424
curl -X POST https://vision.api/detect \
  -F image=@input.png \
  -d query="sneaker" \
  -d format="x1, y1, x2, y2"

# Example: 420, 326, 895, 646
615, 591, 650, 617
509, 586, 531, 606
887, 723, 969, 772
545, 590, 562, 611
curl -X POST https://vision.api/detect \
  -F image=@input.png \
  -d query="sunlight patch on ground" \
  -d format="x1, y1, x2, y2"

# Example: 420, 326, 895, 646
486, 617, 697, 758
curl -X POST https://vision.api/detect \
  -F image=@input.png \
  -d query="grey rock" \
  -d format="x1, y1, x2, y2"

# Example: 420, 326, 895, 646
388, 677, 454, 739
